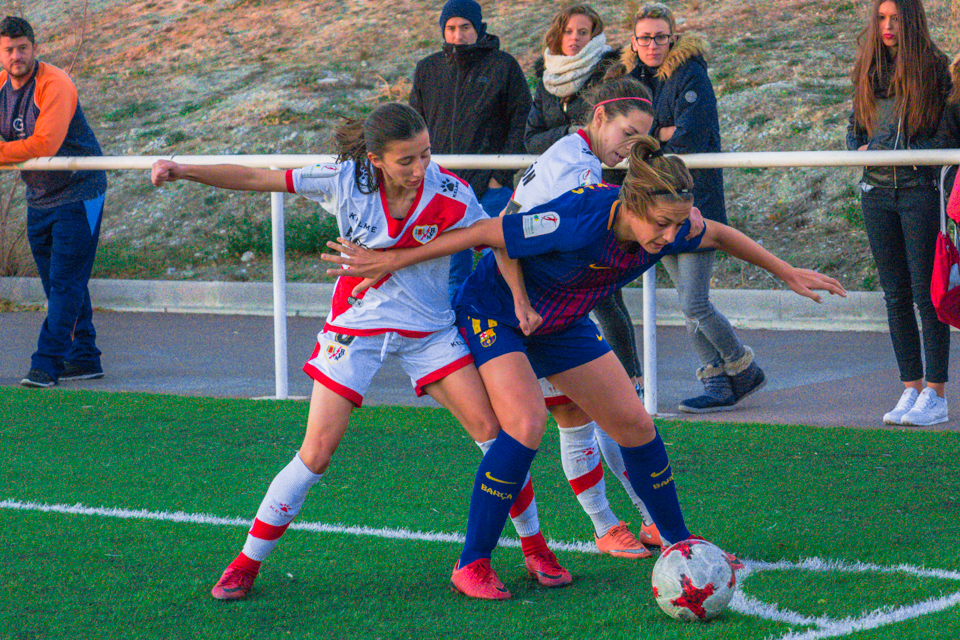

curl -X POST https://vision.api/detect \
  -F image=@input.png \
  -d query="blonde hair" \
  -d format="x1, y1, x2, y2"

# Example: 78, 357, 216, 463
632, 3, 677, 34
619, 135, 693, 220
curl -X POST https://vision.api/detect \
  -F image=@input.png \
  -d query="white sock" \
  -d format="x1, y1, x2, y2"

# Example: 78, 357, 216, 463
241, 454, 322, 562
558, 422, 619, 537
594, 425, 656, 528
476, 438, 540, 538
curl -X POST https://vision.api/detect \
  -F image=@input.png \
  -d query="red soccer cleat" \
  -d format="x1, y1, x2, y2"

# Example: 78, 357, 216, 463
524, 548, 573, 587
451, 558, 512, 600
211, 563, 259, 600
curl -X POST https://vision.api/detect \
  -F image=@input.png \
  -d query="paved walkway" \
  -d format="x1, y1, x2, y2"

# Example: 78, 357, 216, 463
3, 310, 958, 432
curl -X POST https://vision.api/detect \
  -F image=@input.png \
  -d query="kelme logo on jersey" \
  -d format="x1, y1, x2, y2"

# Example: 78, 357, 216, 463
325, 343, 347, 363
440, 178, 460, 196
413, 225, 439, 244
521, 212, 560, 238
303, 164, 341, 178
479, 329, 497, 348
334, 333, 355, 346
578, 169, 592, 186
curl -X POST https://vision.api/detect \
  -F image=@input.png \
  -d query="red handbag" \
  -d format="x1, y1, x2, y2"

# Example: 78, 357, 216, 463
931, 167, 960, 329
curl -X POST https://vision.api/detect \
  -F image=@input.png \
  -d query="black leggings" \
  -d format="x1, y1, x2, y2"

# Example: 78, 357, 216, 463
593, 290, 642, 378
861, 183, 950, 383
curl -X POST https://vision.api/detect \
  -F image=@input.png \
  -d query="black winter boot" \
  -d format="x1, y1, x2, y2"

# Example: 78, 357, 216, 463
678, 363, 736, 413
726, 346, 766, 403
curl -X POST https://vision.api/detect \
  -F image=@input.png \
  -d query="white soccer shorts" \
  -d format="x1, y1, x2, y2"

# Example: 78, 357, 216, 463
303, 326, 473, 406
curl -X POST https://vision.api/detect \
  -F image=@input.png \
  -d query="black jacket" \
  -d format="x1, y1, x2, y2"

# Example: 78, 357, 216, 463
410, 34, 531, 198
846, 51, 951, 189
623, 34, 727, 225
524, 50, 620, 154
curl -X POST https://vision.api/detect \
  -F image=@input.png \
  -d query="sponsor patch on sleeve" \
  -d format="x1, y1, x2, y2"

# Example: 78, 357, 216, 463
303, 163, 342, 178
521, 212, 561, 238
577, 169, 592, 186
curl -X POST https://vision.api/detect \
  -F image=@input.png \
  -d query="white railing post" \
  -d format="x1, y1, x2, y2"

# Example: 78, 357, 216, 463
642, 268, 657, 416
270, 180, 289, 400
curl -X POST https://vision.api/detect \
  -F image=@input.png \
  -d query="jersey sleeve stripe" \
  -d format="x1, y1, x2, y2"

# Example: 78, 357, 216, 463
285, 169, 296, 193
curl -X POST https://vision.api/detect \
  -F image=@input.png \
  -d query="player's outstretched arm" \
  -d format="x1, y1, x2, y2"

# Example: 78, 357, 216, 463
322, 217, 507, 295
151, 160, 287, 192
701, 222, 847, 303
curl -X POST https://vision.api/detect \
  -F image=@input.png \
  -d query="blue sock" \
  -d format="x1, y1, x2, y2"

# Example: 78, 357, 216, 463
619, 431, 690, 545
459, 430, 537, 567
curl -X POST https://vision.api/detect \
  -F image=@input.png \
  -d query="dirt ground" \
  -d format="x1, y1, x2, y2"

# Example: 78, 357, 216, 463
2, 0, 958, 291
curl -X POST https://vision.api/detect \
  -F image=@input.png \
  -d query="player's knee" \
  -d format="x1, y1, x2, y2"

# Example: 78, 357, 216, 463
297, 436, 339, 475
550, 402, 591, 429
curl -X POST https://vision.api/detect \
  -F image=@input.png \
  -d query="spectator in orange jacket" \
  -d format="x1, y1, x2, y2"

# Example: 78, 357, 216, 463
0, 16, 108, 388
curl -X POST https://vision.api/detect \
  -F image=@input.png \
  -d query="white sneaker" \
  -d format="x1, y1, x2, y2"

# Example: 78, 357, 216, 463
883, 388, 919, 424
900, 388, 949, 426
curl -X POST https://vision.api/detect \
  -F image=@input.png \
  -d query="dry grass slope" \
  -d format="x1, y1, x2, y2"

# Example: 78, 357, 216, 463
1, 0, 958, 289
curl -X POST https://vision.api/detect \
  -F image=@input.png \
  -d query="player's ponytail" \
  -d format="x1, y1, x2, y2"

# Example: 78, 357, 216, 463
619, 135, 693, 219
580, 75, 654, 125
333, 102, 428, 194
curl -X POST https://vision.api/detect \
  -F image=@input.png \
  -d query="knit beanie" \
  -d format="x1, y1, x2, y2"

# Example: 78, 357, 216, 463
439, 0, 486, 38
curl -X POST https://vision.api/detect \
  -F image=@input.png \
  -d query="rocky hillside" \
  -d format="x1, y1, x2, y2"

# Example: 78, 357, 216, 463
3, 0, 959, 290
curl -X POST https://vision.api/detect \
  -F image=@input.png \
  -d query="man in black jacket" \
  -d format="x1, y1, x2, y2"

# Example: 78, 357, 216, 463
410, 0, 531, 301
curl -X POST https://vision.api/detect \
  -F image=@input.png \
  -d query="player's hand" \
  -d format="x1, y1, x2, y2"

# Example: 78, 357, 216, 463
513, 299, 543, 336
322, 237, 397, 279
686, 206, 705, 239
658, 125, 676, 142
783, 268, 847, 303
151, 159, 184, 186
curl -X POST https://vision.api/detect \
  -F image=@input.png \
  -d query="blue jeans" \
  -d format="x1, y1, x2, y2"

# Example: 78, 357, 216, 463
660, 250, 745, 368
448, 186, 513, 303
27, 194, 104, 378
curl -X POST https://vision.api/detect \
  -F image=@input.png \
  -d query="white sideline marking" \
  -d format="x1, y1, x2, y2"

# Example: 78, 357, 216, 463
730, 558, 960, 639
4, 498, 960, 638
0, 499, 601, 554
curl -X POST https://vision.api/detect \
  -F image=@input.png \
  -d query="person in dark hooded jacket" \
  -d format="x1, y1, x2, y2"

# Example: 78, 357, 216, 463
410, 0, 531, 302
616, 3, 765, 414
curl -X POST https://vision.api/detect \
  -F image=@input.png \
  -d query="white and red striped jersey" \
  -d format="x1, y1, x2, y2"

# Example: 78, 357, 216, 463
286, 161, 487, 336
511, 130, 602, 213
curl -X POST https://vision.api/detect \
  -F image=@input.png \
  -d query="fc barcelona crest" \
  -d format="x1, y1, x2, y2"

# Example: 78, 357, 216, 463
479, 329, 496, 348
413, 225, 439, 244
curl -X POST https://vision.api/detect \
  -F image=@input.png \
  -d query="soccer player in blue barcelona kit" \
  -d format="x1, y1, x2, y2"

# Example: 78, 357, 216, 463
323, 134, 846, 599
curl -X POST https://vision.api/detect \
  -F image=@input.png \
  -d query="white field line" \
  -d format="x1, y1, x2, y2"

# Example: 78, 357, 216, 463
730, 559, 960, 639
0, 499, 601, 554
5, 498, 960, 639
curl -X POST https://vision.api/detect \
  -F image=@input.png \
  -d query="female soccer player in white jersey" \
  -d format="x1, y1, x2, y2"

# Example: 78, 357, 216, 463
322, 135, 846, 591
501, 76, 683, 558
150, 103, 570, 602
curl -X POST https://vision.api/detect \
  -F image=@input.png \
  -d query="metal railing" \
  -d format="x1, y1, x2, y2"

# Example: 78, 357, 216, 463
4, 149, 960, 409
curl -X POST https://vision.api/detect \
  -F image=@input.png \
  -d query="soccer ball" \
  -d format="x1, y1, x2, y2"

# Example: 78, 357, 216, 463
651, 538, 738, 622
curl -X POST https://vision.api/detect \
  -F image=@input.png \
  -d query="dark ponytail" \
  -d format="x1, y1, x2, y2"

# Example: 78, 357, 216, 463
619, 135, 693, 219
333, 102, 428, 194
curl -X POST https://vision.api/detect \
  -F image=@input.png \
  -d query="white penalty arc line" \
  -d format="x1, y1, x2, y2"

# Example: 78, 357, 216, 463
729, 559, 960, 640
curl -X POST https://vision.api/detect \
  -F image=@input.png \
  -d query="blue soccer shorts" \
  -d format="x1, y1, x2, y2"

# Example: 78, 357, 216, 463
457, 311, 612, 380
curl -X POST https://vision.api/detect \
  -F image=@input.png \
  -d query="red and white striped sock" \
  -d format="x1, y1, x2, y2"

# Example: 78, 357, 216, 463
559, 421, 619, 537
240, 454, 322, 562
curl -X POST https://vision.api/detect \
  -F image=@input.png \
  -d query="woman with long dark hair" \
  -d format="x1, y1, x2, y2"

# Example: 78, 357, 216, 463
848, 0, 952, 425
